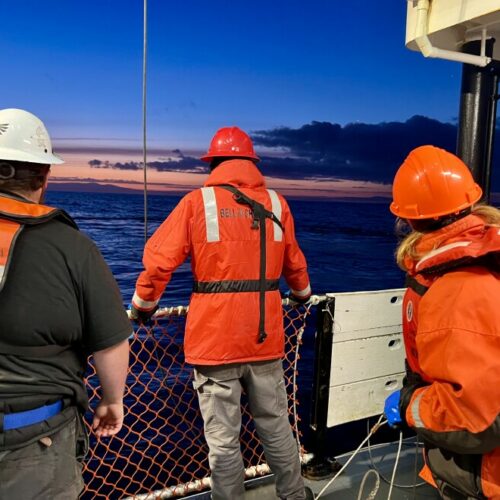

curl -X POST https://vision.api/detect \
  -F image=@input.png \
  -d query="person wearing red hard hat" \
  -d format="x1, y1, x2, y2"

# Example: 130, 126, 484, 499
384, 145, 500, 499
132, 126, 312, 500
200, 126, 260, 163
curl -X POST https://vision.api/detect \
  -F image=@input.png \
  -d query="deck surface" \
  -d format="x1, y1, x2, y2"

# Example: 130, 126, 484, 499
184, 439, 439, 500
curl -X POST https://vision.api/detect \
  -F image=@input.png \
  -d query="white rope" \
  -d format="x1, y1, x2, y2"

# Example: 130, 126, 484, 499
315, 415, 387, 499
356, 469, 380, 500
387, 431, 403, 500
154, 305, 189, 318
281, 294, 325, 307
366, 418, 426, 489
142, 0, 148, 243
292, 324, 304, 455
412, 435, 420, 499
123, 464, 271, 499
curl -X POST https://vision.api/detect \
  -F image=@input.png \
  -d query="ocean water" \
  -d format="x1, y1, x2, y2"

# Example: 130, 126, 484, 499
45, 191, 405, 301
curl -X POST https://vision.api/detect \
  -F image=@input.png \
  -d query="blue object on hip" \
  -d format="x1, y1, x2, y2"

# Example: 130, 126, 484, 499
3, 400, 63, 431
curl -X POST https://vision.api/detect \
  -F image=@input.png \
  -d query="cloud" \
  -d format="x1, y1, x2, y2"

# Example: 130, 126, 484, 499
252, 115, 457, 184
88, 151, 207, 174
113, 161, 142, 170
83, 116, 499, 191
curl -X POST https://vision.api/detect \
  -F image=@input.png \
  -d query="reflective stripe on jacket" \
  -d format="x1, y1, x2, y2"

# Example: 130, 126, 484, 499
402, 215, 500, 498
133, 159, 311, 365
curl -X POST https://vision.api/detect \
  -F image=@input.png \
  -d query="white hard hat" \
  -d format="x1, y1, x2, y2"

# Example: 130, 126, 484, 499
0, 108, 64, 165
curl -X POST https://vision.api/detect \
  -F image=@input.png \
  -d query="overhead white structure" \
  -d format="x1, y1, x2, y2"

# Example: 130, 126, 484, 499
406, 0, 500, 65
326, 289, 406, 428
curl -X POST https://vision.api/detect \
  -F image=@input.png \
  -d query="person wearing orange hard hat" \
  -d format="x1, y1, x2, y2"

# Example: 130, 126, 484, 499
384, 145, 500, 499
131, 126, 313, 500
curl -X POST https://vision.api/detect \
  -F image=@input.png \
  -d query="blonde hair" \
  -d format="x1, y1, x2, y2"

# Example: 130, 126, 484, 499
395, 204, 500, 271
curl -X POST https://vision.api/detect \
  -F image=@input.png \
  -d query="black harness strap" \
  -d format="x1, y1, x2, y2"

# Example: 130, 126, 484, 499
218, 185, 283, 231
218, 185, 284, 343
405, 275, 429, 297
194, 279, 279, 294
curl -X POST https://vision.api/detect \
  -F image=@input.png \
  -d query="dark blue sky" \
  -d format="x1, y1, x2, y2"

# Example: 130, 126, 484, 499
2, 0, 462, 150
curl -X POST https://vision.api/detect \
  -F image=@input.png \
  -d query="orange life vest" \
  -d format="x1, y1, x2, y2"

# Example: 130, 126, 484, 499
0, 192, 77, 357
133, 160, 311, 365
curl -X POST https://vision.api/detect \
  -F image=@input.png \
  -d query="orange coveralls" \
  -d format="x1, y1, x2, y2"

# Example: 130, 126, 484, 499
402, 215, 500, 498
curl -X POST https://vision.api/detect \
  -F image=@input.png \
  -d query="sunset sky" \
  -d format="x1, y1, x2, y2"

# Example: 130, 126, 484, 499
2, 1, 497, 198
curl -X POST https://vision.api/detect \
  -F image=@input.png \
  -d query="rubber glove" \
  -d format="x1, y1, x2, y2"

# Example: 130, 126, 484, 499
384, 390, 402, 428
285, 290, 310, 305
129, 304, 158, 325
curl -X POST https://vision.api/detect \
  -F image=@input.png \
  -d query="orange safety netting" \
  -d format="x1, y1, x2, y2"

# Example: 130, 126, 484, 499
81, 303, 311, 499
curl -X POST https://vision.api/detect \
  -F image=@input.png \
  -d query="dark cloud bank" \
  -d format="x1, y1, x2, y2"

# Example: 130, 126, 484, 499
88, 115, 499, 190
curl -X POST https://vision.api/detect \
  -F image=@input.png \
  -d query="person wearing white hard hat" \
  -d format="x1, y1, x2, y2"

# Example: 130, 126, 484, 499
0, 109, 131, 499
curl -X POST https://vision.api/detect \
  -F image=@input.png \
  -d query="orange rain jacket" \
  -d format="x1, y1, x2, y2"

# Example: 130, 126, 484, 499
133, 159, 311, 365
402, 214, 500, 498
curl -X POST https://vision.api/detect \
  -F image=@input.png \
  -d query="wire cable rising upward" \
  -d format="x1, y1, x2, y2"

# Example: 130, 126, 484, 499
142, 0, 148, 242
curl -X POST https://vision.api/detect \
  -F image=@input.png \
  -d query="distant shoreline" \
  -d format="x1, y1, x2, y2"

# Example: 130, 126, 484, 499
47, 181, 396, 203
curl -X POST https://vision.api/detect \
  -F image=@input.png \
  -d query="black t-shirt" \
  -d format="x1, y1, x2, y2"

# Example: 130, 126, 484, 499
0, 215, 132, 413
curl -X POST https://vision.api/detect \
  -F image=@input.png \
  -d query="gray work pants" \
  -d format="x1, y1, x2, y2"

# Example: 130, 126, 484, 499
0, 417, 86, 500
194, 359, 305, 500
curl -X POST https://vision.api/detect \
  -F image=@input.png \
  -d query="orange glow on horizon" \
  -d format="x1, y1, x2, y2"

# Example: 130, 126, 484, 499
50, 151, 392, 200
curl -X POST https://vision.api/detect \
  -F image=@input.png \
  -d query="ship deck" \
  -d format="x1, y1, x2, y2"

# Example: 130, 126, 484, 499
183, 438, 438, 499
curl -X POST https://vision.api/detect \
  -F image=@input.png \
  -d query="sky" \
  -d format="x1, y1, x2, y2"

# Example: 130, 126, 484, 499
1, 0, 497, 198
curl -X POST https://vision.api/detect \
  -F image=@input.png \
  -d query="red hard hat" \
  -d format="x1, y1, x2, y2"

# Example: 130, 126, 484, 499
201, 126, 260, 162
390, 145, 482, 219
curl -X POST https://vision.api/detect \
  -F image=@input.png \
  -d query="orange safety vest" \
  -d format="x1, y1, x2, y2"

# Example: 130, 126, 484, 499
402, 214, 500, 498
133, 160, 311, 365
0, 192, 77, 357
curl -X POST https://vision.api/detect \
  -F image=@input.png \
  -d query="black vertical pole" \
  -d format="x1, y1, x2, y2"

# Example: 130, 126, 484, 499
303, 298, 340, 479
485, 70, 499, 200
457, 39, 497, 203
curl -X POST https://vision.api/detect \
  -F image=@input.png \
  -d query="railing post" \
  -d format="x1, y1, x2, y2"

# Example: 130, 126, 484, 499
303, 297, 341, 479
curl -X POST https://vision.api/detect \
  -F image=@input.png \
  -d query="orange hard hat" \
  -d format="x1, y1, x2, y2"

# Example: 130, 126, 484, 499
390, 145, 482, 219
201, 126, 260, 162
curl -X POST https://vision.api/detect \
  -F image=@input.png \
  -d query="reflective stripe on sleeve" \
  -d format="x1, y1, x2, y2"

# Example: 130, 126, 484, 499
410, 390, 425, 428
267, 189, 283, 242
291, 284, 311, 298
201, 187, 220, 242
132, 291, 159, 311
0, 265, 4, 282
416, 241, 471, 271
